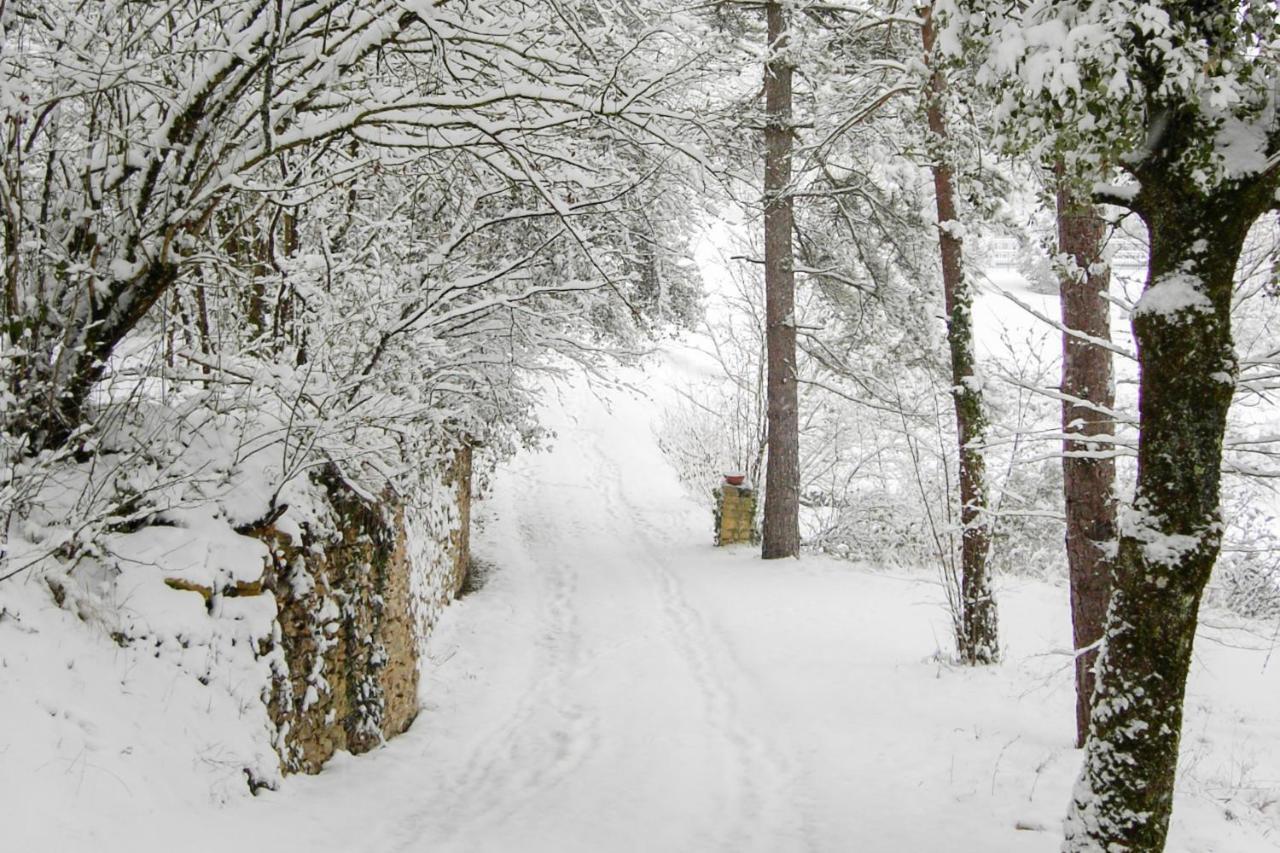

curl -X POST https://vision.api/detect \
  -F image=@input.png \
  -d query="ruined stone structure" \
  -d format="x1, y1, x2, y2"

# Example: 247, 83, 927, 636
254, 446, 473, 776
715, 484, 757, 546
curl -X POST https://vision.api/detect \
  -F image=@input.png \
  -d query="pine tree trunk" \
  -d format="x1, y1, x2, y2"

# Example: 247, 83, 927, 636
761, 0, 800, 560
1055, 181, 1116, 749
1064, 193, 1253, 852
921, 5, 997, 663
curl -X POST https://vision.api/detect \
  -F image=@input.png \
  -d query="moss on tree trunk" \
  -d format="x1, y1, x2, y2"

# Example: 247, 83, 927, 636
922, 4, 997, 665
1064, 182, 1261, 851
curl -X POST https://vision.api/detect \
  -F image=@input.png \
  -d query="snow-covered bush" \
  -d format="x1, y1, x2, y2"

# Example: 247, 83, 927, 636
0, 0, 709, 804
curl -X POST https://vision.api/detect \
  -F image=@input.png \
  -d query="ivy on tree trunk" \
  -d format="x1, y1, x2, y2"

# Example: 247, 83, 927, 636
921, 3, 997, 664
1065, 153, 1278, 852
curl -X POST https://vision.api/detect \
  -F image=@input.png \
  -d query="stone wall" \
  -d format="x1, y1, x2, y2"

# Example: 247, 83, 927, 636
258, 447, 472, 775
715, 484, 757, 546
447, 444, 473, 595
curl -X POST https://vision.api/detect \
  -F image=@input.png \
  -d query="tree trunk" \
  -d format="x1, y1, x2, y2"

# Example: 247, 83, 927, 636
920, 4, 997, 663
761, 0, 800, 560
14, 260, 178, 452
1055, 179, 1116, 748
1063, 189, 1256, 851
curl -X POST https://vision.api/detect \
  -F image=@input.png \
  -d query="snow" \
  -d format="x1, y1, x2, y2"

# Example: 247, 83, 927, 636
0, 569, 282, 842
1133, 270, 1214, 319
938, 218, 968, 240
108, 257, 143, 280
105, 523, 268, 591
1091, 181, 1138, 202
8, 356, 1278, 852
1215, 115, 1271, 179
1122, 506, 1216, 569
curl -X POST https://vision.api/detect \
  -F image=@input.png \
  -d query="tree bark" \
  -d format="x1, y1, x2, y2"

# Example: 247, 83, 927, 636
921, 4, 997, 663
1055, 178, 1116, 749
1063, 175, 1269, 851
15, 260, 179, 452
761, 0, 800, 560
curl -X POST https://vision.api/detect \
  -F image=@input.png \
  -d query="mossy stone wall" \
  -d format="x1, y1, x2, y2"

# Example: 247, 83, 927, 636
258, 447, 472, 775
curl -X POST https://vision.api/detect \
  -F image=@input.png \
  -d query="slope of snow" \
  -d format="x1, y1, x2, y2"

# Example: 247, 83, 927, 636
1, 565, 281, 849
11, 357, 1280, 852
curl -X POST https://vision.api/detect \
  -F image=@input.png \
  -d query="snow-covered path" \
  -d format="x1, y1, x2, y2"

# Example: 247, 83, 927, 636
177, 373, 1272, 853
426, 380, 1030, 853
28, 368, 1278, 852
389, 378, 1077, 853
385, 383, 816, 852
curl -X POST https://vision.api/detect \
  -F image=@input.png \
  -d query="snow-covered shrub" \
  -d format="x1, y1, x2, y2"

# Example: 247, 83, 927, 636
980, 328, 1071, 578
1211, 491, 1280, 619
657, 378, 766, 504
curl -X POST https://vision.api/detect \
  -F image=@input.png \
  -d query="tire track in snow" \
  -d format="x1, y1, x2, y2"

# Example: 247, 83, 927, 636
595, 446, 819, 853
393, 393, 814, 851
391, 490, 600, 851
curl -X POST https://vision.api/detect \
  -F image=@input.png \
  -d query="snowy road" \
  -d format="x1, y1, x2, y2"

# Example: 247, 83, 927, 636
44, 370, 1278, 853
385, 387, 814, 853
218, 377, 1090, 853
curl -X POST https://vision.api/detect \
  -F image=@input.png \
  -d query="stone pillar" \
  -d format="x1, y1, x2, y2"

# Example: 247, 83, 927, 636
716, 484, 757, 546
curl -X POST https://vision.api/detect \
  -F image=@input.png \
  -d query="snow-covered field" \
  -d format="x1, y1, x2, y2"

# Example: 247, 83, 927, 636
8, 355, 1278, 852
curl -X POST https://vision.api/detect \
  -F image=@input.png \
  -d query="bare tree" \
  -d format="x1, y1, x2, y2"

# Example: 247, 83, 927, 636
0, 0, 708, 458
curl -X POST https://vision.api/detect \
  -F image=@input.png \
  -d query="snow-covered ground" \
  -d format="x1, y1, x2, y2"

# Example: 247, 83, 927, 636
10, 356, 1278, 852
